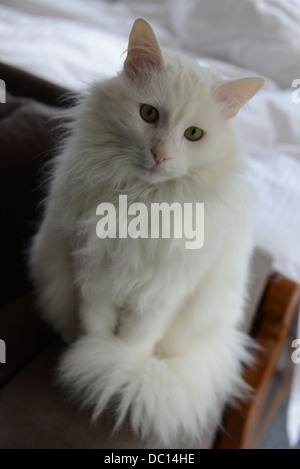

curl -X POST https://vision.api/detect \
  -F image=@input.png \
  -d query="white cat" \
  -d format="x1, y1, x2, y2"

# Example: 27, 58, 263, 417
30, 18, 264, 447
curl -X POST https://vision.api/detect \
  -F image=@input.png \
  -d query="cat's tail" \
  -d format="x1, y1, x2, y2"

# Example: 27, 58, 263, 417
58, 332, 251, 446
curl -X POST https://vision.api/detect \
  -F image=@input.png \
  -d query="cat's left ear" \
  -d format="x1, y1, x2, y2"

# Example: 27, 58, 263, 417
211, 77, 264, 119
124, 18, 164, 81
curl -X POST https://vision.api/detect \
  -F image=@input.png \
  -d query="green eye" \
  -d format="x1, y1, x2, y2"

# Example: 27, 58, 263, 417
184, 126, 204, 141
140, 104, 159, 123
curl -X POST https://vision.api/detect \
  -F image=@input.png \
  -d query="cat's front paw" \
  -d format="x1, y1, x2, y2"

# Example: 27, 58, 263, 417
117, 331, 154, 357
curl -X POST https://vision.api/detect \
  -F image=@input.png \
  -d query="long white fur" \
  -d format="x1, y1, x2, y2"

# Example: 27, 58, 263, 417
30, 19, 263, 447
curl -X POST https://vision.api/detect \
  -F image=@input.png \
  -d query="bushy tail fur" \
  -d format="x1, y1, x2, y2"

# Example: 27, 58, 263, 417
59, 331, 251, 447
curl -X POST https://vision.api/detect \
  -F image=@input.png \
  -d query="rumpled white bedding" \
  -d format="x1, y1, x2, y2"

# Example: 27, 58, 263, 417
0, 0, 299, 446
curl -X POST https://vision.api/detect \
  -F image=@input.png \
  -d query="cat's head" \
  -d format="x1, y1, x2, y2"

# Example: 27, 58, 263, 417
94, 19, 264, 185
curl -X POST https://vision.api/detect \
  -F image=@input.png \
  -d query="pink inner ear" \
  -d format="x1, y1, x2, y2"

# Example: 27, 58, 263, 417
124, 18, 164, 80
211, 77, 264, 119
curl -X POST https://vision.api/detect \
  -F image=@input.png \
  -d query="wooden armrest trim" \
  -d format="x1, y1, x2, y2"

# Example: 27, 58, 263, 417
215, 274, 300, 449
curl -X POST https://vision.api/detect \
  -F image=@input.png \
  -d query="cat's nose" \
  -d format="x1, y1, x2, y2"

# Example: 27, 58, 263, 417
151, 145, 169, 164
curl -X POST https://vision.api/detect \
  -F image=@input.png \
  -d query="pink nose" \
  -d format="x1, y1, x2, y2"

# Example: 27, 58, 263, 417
151, 146, 169, 164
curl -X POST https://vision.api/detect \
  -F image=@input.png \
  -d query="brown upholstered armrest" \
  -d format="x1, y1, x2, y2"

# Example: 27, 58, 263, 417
0, 62, 69, 106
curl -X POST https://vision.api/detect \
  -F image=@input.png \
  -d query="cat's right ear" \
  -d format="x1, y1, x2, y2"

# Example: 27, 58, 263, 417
124, 18, 164, 81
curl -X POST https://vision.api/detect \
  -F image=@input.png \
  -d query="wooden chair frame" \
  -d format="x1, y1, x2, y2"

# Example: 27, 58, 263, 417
216, 274, 300, 448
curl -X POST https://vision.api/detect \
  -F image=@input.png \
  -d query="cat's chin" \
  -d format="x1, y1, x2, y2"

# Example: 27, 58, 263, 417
133, 164, 177, 185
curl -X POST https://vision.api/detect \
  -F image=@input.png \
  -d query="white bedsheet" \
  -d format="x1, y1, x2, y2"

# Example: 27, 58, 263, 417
0, 0, 300, 447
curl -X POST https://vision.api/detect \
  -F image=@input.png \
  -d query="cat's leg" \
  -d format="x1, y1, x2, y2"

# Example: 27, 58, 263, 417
116, 292, 185, 355
158, 231, 254, 359
79, 293, 117, 337
30, 219, 78, 343
77, 284, 165, 349
78, 279, 182, 355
